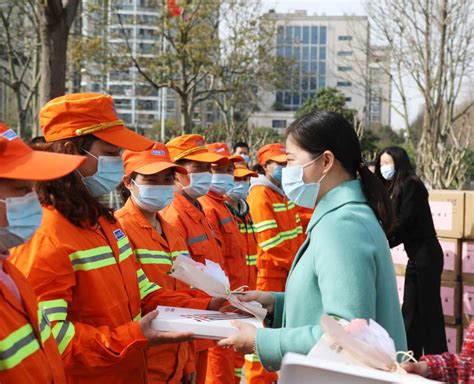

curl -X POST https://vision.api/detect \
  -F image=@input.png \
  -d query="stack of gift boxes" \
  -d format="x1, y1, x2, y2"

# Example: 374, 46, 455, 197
391, 190, 474, 354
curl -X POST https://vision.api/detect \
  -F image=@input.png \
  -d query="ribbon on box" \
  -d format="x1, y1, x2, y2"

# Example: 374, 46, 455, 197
170, 255, 267, 320
315, 316, 417, 374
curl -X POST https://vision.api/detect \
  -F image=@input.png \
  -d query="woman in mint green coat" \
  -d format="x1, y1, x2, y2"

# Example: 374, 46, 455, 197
219, 110, 407, 371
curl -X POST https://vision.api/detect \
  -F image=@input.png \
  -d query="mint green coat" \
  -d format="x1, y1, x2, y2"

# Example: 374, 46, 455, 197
255, 180, 407, 371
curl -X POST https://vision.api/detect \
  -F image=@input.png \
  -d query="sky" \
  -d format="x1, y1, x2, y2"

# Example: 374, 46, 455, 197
261, 0, 420, 130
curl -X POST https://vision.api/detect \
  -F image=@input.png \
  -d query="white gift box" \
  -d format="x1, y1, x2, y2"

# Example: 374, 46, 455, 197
151, 306, 263, 340
279, 353, 440, 384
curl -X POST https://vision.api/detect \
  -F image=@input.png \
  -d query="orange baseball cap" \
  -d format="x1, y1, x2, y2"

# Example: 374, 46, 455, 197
206, 142, 244, 163
257, 143, 287, 165
234, 161, 257, 178
0, 122, 86, 180
40, 93, 153, 151
123, 142, 187, 176
166, 134, 226, 163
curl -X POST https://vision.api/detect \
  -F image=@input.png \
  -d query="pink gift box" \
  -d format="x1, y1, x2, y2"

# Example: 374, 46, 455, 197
391, 244, 407, 266
441, 282, 461, 324
462, 285, 474, 316
445, 325, 461, 354
441, 285, 456, 317
396, 275, 405, 305
440, 240, 457, 272
462, 242, 474, 277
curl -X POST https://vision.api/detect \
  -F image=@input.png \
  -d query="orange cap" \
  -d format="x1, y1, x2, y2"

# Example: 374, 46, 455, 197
257, 143, 287, 165
0, 122, 85, 180
166, 134, 226, 163
234, 161, 257, 178
206, 142, 244, 163
40, 93, 153, 151
122, 142, 187, 176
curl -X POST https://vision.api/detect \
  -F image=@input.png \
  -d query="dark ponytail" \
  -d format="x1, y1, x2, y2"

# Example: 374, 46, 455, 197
286, 110, 395, 235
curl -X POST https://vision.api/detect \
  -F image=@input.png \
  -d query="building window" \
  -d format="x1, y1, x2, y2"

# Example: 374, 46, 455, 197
137, 99, 158, 111
114, 98, 132, 109
338, 35, 353, 41
311, 26, 318, 44
319, 26, 327, 45
345, 97, 352, 102
337, 81, 352, 87
337, 51, 353, 56
272, 120, 287, 129
338, 66, 353, 71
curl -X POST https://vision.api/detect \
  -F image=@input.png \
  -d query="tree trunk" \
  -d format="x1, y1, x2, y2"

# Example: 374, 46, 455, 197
39, 19, 69, 105
38, 0, 79, 106
180, 97, 194, 134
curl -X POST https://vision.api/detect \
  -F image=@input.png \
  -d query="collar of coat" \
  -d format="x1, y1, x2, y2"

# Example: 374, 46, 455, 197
307, 179, 367, 234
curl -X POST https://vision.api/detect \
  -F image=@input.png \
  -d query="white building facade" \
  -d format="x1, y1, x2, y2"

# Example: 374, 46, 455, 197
250, 10, 391, 131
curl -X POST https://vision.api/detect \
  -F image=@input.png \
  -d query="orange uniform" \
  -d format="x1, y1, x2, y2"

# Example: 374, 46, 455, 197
0, 259, 66, 383
225, 199, 258, 290
245, 175, 304, 384
199, 191, 247, 290
162, 192, 223, 266
9, 207, 211, 384
116, 198, 204, 383
161, 192, 222, 383
199, 191, 248, 384
295, 206, 314, 233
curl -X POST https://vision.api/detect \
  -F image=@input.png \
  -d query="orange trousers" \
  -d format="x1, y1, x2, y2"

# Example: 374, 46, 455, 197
243, 276, 285, 384
205, 346, 235, 384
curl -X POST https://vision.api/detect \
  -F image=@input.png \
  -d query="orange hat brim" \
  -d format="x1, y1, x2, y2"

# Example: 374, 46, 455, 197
133, 161, 187, 176
0, 151, 86, 181
234, 168, 257, 178
230, 155, 244, 163
180, 151, 227, 164
267, 153, 287, 163
93, 124, 153, 151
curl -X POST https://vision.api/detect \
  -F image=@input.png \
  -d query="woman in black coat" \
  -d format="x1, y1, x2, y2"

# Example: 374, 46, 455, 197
375, 146, 447, 359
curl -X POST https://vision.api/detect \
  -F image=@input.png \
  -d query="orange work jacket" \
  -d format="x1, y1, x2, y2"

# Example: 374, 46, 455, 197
199, 191, 247, 290
116, 199, 204, 383
247, 181, 304, 281
0, 259, 66, 383
161, 192, 223, 267
224, 199, 258, 290
9, 206, 210, 384
295, 206, 314, 233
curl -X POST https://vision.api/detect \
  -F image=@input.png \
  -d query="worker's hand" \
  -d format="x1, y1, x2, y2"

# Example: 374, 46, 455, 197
401, 361, 430, 377
181, 372, 196, 384
237, 290, 275, 315
207, 297, 227, 311
217, 321, 257, 354
139, 310, 194, 347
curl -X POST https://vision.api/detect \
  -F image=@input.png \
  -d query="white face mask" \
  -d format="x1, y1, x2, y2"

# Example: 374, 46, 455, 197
209, 173, 235, 196
182, 172, 212, 199
131, 180, 175, 212
228, 181, 250, 201
0, 191, 43, 250
380, 164, 395, 181
282, 155, 325, 209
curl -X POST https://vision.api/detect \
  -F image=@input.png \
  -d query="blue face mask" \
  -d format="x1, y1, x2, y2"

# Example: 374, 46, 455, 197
0, 191, 43, 249
380, 164, 395, 181
132, 180, 175, 212
271, 165, 283, 183
183, 172, 212, 199
80, 150, 124, 197
282, 156, 325, 209
241, 154, 251, 165
228, 180, 250, 201
209, 173, 235, 196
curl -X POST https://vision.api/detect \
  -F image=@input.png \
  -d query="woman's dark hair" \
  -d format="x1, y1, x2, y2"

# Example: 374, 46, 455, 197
286, 109, 395, 234
233, 141, 249, 152
32, 136, 115, 228
375, 146, 419, 202
251, 163, 265, 175
117, 172, 137, 206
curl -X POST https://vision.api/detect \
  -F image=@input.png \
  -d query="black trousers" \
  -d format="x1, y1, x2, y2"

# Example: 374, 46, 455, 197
402, 239, 447, 359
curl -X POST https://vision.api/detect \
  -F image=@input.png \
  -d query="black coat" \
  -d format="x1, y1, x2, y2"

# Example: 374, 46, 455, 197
389, 177, 443, 270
